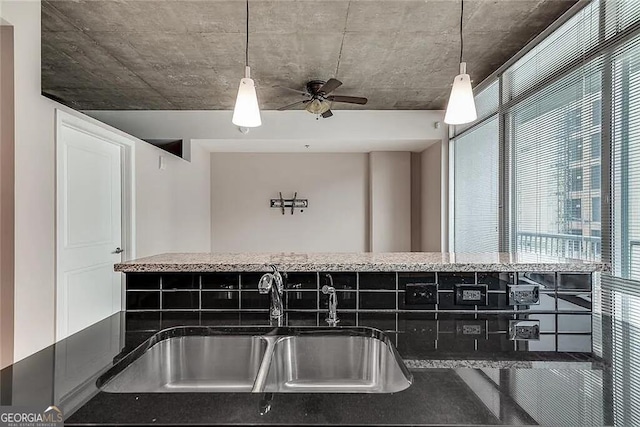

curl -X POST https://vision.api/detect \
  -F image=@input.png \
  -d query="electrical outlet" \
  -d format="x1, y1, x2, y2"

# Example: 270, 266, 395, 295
454, 284, 488, 306
456, 321, 486, 337
405, 283, 438, 305
509, 320, 540, 340
508, 284, 540, 306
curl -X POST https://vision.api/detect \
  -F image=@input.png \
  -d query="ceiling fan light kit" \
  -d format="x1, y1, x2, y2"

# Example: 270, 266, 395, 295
232, 1, 262, 128
275, 78, 368, 119
444, 0, 477, 126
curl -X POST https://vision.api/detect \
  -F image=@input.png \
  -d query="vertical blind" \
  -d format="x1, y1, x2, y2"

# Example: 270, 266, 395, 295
452, 117, 499, 253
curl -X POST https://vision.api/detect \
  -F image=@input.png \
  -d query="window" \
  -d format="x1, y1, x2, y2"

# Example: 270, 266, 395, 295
591, 133, 601, 158
510, 60, 602, 260
565, 109, 582, 134
612, 34, 640, 279
592, 99, 602, 125
570, 167, 583, 191
569, 138, 583, 161
592, 197, 601, 222
591, 165, 601, 190
452, 118, 499, 252
566, 199, 582, 220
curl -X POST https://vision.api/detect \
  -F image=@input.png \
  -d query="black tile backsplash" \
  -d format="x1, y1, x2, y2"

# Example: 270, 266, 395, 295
126, 273, 161, 290
240, 291, 270, 309
286, 290, 317, 309
201, 273, 239, 290
438, 272, 475, 289
477, 272, 514, 291
124, 271, 594, 318
359, 272, 396, 290
162, 274, 198, 290
519, 272, 556, 289
202, 291, 240, 309
240, 273, 264, 290
557, 273, 592, 290
126, 291, 160, 310
162, 291, 199, 309
359, 291, 396, 309
320, 291, 356, 310
323, 273, 357, 291
287, 273, 318, 290
398, 272, 436, 290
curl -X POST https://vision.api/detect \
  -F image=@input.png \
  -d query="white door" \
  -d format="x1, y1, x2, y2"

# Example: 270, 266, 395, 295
57, 121, 123, 339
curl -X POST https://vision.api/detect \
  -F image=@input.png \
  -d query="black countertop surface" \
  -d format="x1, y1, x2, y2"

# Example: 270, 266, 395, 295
0, 311, 623, 426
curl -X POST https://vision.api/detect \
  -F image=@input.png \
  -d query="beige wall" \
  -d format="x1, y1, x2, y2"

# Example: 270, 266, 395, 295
421, 141, 443, 251
211, 153, 368, 252
0, 24, 15, 369
369, 152, 412, 252
135, 142, 211, 257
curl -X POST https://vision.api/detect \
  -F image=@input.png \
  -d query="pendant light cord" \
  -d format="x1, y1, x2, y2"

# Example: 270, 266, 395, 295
245, 0, 249, 67
459, 0, 464, 64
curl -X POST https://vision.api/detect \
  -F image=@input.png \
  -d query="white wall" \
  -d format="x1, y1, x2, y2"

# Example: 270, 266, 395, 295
211, 153, 367, 252
136, 142, 210, 257
86, 110, 446, 154
369, 152, 411, 252
1, 0, 211, 362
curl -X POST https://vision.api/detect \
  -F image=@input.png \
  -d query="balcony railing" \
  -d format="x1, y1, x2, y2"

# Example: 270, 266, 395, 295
516, 231, 601, 261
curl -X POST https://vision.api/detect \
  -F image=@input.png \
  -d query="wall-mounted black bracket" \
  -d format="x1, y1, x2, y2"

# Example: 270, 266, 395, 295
270, 192, 308, 215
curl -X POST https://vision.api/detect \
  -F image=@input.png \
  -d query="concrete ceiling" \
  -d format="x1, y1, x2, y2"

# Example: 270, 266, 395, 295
41, 0, 577, 111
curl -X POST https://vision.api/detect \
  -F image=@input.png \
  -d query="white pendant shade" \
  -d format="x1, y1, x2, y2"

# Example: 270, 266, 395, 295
444, 62, 477, 125
232, 66, 262, 128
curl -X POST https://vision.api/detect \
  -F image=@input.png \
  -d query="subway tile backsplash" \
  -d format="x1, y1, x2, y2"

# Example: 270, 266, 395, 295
125, 271, 594, 315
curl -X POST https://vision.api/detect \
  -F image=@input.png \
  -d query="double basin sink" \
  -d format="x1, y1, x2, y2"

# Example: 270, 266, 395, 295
98, 326, 412, 394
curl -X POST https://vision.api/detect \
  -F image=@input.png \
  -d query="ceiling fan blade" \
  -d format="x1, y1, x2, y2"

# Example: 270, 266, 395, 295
321, 109, 334, 119
277, 100, 309, 111
319, 78, 342, 94
273, 85, 308, 96
326, 95, 368, 105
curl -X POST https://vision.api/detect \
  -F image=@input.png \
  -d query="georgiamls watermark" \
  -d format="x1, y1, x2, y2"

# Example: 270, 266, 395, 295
0, 406, 63, 427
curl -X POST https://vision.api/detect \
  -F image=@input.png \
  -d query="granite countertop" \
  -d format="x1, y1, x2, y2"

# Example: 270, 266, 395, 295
114, 252, 609, 273
1, 311, 619, 426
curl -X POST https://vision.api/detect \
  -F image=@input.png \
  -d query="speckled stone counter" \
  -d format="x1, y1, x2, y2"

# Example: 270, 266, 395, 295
114, 252, 609, 273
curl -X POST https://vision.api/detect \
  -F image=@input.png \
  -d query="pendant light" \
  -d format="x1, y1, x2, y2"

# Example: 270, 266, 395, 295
444, 0, 477, 125
232, 0, 261, 127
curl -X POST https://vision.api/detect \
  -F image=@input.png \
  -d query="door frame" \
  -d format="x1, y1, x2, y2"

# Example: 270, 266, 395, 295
55, 109, 136, 340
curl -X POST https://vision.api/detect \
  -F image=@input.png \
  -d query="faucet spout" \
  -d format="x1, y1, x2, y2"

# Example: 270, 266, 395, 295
322, 274, 339, 326
258, 268, 284, 326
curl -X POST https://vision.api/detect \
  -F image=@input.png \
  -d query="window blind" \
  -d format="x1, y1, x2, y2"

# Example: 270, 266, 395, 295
508, 59, 602, 261
454, 80, 499, 136
452, 117, 499, 252
604, 0, 640, 40
611, 33, 640, 281
502, 1, 600, 102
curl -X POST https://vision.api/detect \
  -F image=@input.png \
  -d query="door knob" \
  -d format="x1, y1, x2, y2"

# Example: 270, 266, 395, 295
113, 247, 124, 254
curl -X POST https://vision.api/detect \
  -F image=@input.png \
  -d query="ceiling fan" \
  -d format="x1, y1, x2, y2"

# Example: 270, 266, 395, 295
275, 79, 368, 118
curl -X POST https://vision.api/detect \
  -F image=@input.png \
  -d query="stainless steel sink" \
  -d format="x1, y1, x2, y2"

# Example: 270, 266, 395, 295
100, 335, 267, 392
261, 335, 411, 393
98, 326, 412, 394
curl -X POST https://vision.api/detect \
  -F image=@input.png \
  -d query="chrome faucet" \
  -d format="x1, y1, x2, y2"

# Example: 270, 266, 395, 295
322, 274, 339, 326
258, 265, 284, 326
